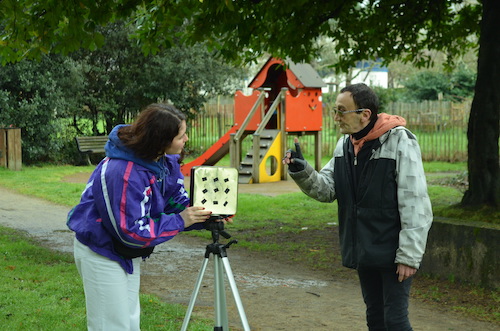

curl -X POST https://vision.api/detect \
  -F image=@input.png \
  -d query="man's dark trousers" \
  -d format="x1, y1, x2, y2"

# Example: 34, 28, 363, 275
357, 267, 413, 331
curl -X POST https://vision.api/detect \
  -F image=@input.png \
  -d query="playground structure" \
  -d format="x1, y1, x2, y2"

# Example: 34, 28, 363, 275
181, 57, 325, 183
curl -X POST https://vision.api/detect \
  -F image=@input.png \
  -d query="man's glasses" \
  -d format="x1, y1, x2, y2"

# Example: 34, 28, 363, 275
333, 108, 365, 116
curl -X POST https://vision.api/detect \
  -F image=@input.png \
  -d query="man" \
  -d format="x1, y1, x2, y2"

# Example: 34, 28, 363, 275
283, 83, 432, 330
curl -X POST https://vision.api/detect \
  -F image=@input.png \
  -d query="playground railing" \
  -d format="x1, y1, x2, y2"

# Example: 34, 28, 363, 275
229, 89, 266, 168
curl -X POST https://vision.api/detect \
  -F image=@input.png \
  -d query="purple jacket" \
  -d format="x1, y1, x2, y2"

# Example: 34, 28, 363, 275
67, 125, 202, 273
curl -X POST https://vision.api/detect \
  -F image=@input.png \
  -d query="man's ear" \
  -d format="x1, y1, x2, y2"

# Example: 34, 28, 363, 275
361, 109, 372, 122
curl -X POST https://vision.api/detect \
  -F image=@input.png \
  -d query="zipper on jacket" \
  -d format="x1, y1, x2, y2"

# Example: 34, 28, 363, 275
354, 156, 357, 166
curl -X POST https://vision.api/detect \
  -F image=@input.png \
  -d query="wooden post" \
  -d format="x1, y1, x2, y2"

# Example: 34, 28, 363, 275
280, 88, 287, 180
315, 131, 322, 171
0, 128, 22, 171
229, 133, 238, 168
252, 134, 261, 183
0, 129, 6, 168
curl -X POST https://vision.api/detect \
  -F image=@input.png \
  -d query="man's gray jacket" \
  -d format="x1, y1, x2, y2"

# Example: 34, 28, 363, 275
289, 126, 433, 270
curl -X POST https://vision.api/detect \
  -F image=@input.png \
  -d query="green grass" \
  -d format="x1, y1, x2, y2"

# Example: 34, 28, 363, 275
0, 161, 495, 229
0, 227, 85, 330
189, 192, 339, 257
0, 227, 211, 331
1, 160, 495, 227
0, 165, 91, 207
422, 161, 467, 172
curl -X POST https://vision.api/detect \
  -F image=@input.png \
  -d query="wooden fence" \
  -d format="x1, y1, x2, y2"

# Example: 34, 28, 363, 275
186, 100, 471, 162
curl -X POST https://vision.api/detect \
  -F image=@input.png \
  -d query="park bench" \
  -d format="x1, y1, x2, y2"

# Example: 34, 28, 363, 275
75, 136, 108, 165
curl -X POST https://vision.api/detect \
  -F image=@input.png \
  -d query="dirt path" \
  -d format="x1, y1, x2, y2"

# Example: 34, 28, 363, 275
0, 184, 497, 331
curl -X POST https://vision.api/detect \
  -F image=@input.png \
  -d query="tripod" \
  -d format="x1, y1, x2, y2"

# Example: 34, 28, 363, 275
181, 220, 251, 331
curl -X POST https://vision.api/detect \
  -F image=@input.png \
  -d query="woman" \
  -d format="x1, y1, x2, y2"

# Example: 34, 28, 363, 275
68, 103, 214, 330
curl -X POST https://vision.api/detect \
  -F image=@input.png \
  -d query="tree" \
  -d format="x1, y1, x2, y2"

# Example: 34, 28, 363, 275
404, 71, 451, 100
0, 0, 498, 207
402, 67, 476, 101
0, 20, 244, 163
462, 0, 500, 207
0, 55, 77, 163
68, 21, 245, 135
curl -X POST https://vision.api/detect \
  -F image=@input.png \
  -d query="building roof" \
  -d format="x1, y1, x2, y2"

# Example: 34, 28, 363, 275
249, 57, 326, 89
287, 61, 326, 88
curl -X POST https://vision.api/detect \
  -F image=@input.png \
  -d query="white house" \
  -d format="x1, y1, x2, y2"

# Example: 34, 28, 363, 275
322, 59, 389, 93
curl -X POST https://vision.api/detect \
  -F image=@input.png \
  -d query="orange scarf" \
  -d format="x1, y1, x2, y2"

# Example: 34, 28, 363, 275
350, 113, 407, 156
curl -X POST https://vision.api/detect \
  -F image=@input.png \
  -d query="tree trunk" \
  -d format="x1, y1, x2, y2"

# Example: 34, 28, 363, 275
461, 0, 500, 208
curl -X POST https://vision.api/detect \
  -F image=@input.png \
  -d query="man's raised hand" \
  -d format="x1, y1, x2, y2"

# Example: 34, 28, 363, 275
283, 138, 306, 172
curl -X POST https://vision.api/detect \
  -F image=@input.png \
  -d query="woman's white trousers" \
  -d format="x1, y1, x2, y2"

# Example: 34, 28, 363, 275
74, 238, 141, 331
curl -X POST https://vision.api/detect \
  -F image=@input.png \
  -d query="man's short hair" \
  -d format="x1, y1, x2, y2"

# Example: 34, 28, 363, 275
340, 83, 379, 120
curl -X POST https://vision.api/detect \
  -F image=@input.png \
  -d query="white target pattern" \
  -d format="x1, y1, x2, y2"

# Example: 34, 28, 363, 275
190, 166, 238, 216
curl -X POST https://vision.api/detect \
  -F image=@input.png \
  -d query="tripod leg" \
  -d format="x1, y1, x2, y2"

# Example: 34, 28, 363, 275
221, 257, 251, 331
214, 255, 229, 330
181, 257, 210, 331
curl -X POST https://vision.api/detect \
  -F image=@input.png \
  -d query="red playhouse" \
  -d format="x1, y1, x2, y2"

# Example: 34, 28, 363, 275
181, 57, 325, 183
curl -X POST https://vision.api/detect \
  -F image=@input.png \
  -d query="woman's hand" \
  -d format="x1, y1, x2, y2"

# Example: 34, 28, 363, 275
220, 216, 234, 225
180, 206, 212, 227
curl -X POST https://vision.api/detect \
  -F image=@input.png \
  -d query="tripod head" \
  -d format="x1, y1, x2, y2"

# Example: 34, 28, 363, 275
204, 217, 231, 243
